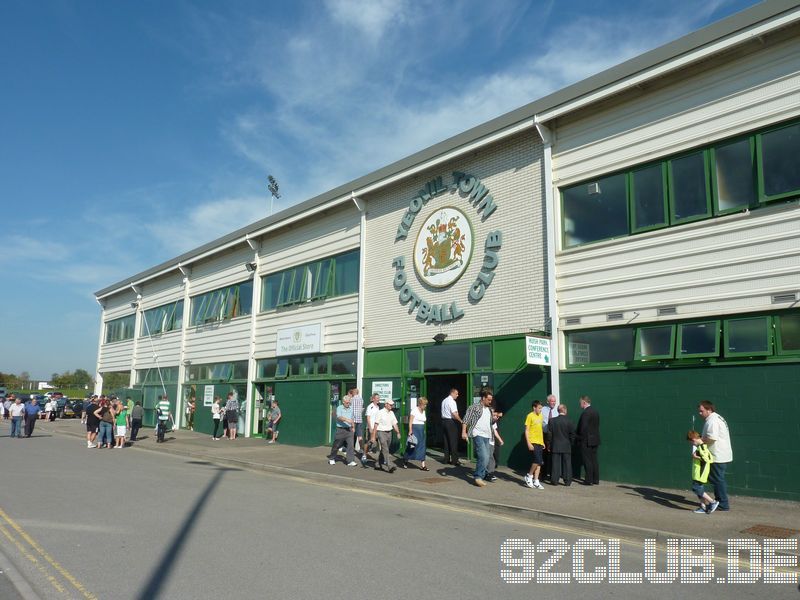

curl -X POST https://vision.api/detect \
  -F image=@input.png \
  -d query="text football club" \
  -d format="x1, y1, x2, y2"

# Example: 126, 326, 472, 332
392, 171, 502, 324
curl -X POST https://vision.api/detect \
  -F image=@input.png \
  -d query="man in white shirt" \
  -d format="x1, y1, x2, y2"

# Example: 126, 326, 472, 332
365, 393, 381, 464
372, 398, 400, 473
440, 388, 463, 466
699, 401, 733, 511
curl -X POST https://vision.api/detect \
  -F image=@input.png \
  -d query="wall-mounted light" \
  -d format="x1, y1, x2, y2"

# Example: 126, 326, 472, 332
245, 262, 257, 273
182, 359, 192, 366
433, 332, 447, 344
130, 301, 139, 309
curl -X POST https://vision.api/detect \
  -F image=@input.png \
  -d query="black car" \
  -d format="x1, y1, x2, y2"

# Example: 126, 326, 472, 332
62, 399, 83, 419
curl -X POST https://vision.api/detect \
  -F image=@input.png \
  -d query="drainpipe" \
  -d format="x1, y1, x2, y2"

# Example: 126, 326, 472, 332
534, 119, 560, 401
245, 236, 262, 438
352, 193, 366, 393
176, 264, 192, 429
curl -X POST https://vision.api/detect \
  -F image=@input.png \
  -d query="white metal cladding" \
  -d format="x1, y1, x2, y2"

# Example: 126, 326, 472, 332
187, 245, 255, 296
138, 271, 185, 308
552, 33, 800, 189
254, 295, 359, 357
134, 330, 182, 368
183, 317, 251, 363
362, 132, 547, 348
98, 339, 135, 372
100, 288, 138, 321
556, 204, 800, 328
258, 203, 360, 273
253, 203, 360, 357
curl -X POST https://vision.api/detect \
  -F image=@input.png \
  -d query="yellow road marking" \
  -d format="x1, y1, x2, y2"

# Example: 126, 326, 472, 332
0, 505, 97, 599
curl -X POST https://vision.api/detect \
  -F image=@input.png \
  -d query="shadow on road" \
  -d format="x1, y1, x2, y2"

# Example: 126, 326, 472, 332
617, 485, 695, 509
135, 465, 240, 600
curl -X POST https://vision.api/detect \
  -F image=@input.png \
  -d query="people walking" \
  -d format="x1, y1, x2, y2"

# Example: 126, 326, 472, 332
211, 396, 223, 440
576, 395, 601, 486
85, 396, 100, 448
224, 392, 239, 440
186, 398, 196, 431
24, 397, 42, 437
327, 394, 356, 466
462, 389, 494, 487
372, 398, 400, 472
364, 394, 381, 464
485, 406, 504, 482
698, 401, 732, 511
349, 389, 365, 461
156, 395, 173, 443
9, 396, 25, 438
403, 397, 428, 470
440, 388, 463, 466
687, 429, 718, 514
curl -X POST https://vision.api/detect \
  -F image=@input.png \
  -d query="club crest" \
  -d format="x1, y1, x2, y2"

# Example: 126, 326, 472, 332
413, 207, 473, 288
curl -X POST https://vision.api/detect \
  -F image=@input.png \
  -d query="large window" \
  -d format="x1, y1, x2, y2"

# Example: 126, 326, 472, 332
260, 249, 360, 311
141, 300, 183, 336
186, 361, 248, 381
560, 118, 800, 248
105, 314, 136, 343
190, 281, 253, 326
567, 311, 799, 368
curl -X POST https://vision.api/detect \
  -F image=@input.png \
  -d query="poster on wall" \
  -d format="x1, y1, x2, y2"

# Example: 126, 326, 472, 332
568, 342, 590, 364
525, 335, 552, 366
203, 386, 214, 407
372, 381, 393, 403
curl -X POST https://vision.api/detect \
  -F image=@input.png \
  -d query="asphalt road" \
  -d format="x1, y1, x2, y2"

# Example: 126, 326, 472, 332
0, 430, 796, 599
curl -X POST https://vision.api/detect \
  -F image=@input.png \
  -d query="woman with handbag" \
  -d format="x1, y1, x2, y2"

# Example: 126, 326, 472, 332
402, 397, 428, 470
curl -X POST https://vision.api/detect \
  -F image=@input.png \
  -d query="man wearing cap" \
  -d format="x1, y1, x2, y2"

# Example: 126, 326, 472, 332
364, 393, 381, 464
327, 394, 357, 466
372, 398, 400, 472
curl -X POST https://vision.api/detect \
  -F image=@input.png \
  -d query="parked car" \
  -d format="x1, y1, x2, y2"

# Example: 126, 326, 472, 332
62, 399, 83, 419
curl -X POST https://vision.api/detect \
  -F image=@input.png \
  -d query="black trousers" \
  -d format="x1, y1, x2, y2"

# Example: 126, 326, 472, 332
550, 452, 572, 485
212, 419, 222, 438
441, 418, 460, 464
581, 445, 599, 484
130, 418, 142, 441
24, 413, 37, 437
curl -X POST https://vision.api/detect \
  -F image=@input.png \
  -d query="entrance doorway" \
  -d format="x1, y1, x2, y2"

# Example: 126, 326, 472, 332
424, 374, 468, 454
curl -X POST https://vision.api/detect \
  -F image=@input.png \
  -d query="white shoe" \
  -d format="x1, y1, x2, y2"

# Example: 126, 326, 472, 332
524, 475, 534, 489
347, 461, 358, 467
533, 480, 545, 490
328, 459, 335, 465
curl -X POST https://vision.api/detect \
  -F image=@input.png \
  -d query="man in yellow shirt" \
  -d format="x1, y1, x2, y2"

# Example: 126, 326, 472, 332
523, 401, 545, 489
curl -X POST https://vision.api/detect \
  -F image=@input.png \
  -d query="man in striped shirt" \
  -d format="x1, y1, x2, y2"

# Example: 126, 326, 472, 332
349, 388, 367, 466
156, 395, 173, 443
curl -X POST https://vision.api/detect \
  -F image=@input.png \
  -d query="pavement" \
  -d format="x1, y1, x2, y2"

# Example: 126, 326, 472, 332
34, 418, 800, 553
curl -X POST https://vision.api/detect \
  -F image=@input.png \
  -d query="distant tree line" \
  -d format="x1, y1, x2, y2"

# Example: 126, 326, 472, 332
0, 369, 93, 390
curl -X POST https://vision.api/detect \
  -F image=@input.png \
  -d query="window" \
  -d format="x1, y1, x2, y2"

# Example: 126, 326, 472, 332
776, 313, 800, 355
559, 118, 800, 249
562, 173, 628, 248
758, 121, 800, 201
566, 328, 633, 366
261, 250, 359, 311
423, 344, 470, 372
136, 367, 178, 385
724, 316, 771, 357
669, 151, 710, 223
473, 342, 492, 369
634, 325, 675, 360
258, 359, 277, 379
190, 281, 253, 325
331, 352, 357, 376
141, 300, 183, 336
105, 314, 136, 343
316, 355, 329, 375
187, 361, 247, 382
677, 321, 720, 358
275, 359, 289, 379
405, 348, 420, 373
712, 137, 756, 213
631, 164, 667, 232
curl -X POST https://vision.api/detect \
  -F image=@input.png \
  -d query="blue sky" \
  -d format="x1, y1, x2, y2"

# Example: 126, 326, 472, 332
0, 0, 760, 380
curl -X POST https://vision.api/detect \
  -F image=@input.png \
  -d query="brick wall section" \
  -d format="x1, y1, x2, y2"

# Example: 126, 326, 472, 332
362, 130, 546, 348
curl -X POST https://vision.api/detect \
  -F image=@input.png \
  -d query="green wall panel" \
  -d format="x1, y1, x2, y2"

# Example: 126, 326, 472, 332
494, 337, 527, 372
273, 380, 330, 447
493, 366, 549, 471
560, 363, 800, 501
364, 349, 403, 376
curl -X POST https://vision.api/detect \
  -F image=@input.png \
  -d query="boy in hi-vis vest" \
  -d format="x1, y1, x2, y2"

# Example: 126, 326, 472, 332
687, 430, 719, 514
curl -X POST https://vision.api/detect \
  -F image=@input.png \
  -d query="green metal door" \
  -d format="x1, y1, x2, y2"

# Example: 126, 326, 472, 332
191, 384, 216, 436
273, 380, 330, 447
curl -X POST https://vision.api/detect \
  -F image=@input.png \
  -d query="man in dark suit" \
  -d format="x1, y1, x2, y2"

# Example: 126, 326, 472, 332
549, 404, 576, 486
576, 395, 600, 485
